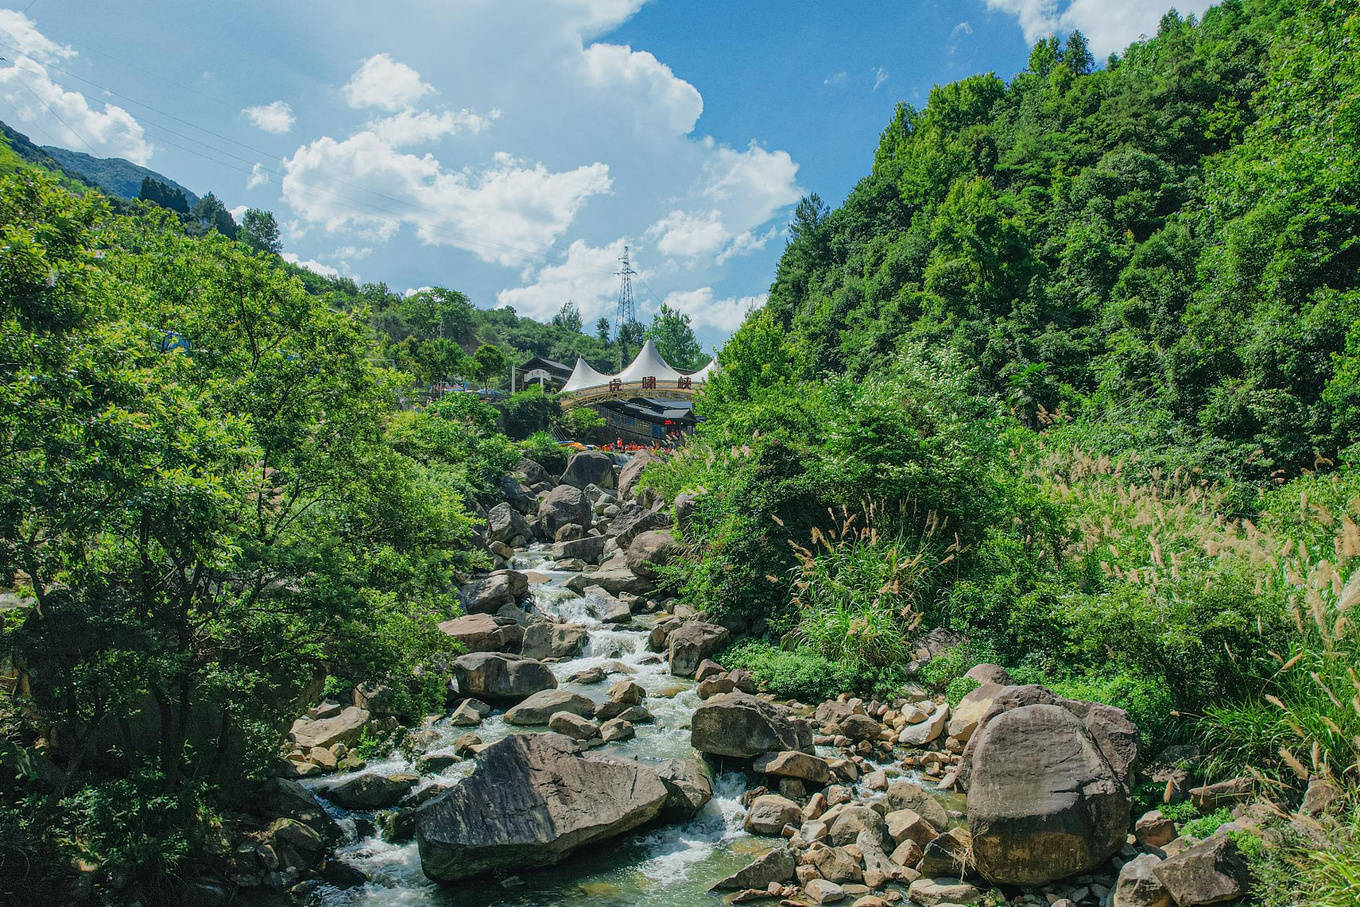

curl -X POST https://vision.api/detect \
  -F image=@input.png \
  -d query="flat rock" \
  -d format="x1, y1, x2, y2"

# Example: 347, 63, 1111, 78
691, 692, 813, 758
504, 689, 595, 725
290, 706, 370, 750
711, 846, 796, 891
453, 652, 556, 704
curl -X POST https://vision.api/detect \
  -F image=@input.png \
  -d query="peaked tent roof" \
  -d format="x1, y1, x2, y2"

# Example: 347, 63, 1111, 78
560, 356, 614, 393
687, 358, 719, 382
615, 339, 684, 384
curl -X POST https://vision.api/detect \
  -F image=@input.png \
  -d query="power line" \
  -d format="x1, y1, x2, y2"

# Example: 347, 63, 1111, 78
0, 54, 99, 155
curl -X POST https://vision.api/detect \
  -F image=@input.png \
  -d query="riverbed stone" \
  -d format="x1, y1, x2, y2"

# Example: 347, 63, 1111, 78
560, 450, 615, 490
449, 698, 490, 726
539, 485, 592, 536
548, 710, 600, 741
458, 571, 528, 614
321, 773, 418, 811
897, 702, 949, 747
605, 504, 672, 549
486, 502, 531, 544
438, 613, 523, 653
884, 781, 949, 832
691, 692, 813, 758
805, 878, 847, 903
599, 718, 634, 743
745, 794, 802, 835
906, 877, 981, 906
667, 621, 731, 676
967, 703, 1129, 885
755, 750, 832, 785
519, 619, 587, 660
625, 529, 677, 579
416, 732, 669, 881
549, 534, 607, 564
711, 845, 796, 890
1153, 835, 1248, 906
289, 706, 370, 750
1114, 853, 1173, 907
504, 689, 595, 725
828, 805, 887, 848
452, 652, 556, 704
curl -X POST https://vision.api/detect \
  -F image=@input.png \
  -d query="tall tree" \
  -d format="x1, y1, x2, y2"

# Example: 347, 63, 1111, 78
238, 208, 281, 255
552, 300, 583, 333
138, 177, 189, 214
595, 316, 611, 343
471, 343, 509, 387
190, 192, 237, 239
644, 303, 707, 371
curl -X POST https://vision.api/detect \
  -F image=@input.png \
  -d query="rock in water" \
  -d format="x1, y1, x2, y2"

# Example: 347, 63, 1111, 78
452, 653, 556, 704
560, 450, 616, 490
417, 733, 668, 882
690, 691, 813, 758
667, 621, 731, 676
967, 703, 1129, 885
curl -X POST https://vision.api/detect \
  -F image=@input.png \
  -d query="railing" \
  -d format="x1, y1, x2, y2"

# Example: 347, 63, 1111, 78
558, 376, 698, 409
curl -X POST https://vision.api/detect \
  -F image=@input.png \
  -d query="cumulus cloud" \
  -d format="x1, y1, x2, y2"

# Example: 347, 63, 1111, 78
281, 133, 613, 265
242, 100, 295, 133
647, 210, 727, 258
246, 162, 270, 189
343, 53, 434, 110
0, 9, 74, 62
984, 0, 1215, 55
496, 237, 631, 321
368, 107, 498, 146
581, 43, 702, 136
0, 55, 152, 162
281, 251, 340, 279
659, 287, 763, 333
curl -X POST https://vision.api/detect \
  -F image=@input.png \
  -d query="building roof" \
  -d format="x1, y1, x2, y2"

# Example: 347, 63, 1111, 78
559, 339, 716, 394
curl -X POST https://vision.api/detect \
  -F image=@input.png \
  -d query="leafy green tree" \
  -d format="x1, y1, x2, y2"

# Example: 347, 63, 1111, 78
137, 177, 188, 214
596, 316, 611, 343
471, 343, 509, 387
552, 300, 583, 333
644, 303, 708, 371
558, 406, 606, 444
616, 320, 644, 367
238, 208, 281, 255
189, 192, 237, 238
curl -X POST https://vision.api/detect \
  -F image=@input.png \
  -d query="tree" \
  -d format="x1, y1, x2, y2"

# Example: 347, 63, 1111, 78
552, 300, 583, 333
616, 320, 645, 367
401, 287, 473, 343
238, 208, 281, 255
596, 316, 611, 343
1063, 30, 1094, 76
138, 177, 189, 214
644, 303, 707, 371
189, 192, 237, 239
471, 343, 509, 387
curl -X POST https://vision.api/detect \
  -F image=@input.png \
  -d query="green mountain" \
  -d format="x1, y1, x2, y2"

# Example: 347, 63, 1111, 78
40, 142, 199, 205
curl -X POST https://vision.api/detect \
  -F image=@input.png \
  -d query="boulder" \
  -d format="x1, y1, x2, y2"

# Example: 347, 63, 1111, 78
515, 458, 551, 486
289, 706, 370, 750
625, 529, 677, 579
520, 620, 588, 660
321, 773, 418, 811
498, 475, 537, 516
458, 571, 528, 615
1114, 853, 1173, 907
560, 450, 616, 490
548, 711, 600, 741
828, 805, 887, 848
710, 845, 796, 891
965, 663, 1014, 686
449, 699, 490, 726
744, 794, 802, 835
504, 689, 595, 726
567, 565, 653, 596
897, 702, 949, 747
417, 733, 669, 881
452, 653, 556, 704
617, 450, 656, 500
885, 781, 949, 832
549, 534, 607, 564
805, 878, 846, 904
906, 877, 981, 906
1153, 835, 1248, 906
600, 718, 634, 743
655, 757, 713, 820
918, 827, 973, 876
604, 504, 672, 549
691, 692, 813, 758
486, 501, 531, 543
538, 485, 592, 537
886, 808, 938, 849
754, 750, 832, 785
947, 683, 1004, 743
438, 613, 523, 654
967, 704, 1129, 885
667, 621, 731, 676
673, 492, 699, 533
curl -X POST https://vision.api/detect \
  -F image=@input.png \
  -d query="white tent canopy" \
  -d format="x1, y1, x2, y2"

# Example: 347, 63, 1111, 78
558, 342, 717, 394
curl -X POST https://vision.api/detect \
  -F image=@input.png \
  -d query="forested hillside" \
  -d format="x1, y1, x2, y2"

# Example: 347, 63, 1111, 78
759, 0, 1358, 481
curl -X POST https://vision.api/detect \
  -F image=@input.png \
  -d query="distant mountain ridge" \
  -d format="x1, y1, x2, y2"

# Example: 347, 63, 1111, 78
40, 143, 199, 205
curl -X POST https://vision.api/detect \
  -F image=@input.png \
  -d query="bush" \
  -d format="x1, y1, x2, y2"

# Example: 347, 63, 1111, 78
519, 431, 567, 476
499, 385, 559, 440
557, 406, 606, 444
723, 641, 852, 703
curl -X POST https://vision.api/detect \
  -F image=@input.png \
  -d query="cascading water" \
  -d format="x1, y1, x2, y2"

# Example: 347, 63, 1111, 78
304, 544, 760, 905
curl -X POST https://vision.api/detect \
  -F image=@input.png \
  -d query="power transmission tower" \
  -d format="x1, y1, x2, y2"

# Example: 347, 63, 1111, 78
614, 245, 638, 338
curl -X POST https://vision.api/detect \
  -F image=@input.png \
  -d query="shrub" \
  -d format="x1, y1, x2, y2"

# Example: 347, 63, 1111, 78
499, 385, 559, 440
519, 431, 567, 476
944, 676, 980, 707
557, 406, 606, 444
723, 641, 852, 703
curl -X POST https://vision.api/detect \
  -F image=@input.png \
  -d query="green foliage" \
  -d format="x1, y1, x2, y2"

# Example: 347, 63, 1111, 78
943, 676, 979, 708
138, 177, 189, 214
644, 303, 708, 371
499, 385, 560, 441
519, 431, 568, 476
722, 641, 853, 703
238, 208, 281, 255
552, 300, 583, 333
1180, 807, 1235, 842
558, 406, 606, 444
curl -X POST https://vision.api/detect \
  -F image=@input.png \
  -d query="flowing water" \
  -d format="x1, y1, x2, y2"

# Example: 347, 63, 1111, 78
304, 547, 773, 905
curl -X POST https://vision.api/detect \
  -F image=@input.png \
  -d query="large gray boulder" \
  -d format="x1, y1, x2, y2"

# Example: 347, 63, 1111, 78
486, 502, 531, 544
438, 613, 523, 653
617, 450, 656, 501
1114, 852, 1173, 907
504, 689, 596, 726
710, 846, 795, 891
1153, 835, 1248, 906
519, 620, 587, 660
538, 485, 592, 537
690, 692, 813, 758
625, 529, 677, 580
549, 534, 607, 564
667, 621, 730, 676
321, 772, 418, 811
967, 703, 1130, 885
498, 476, 537, 516
604, 504, 672, 549
654, 757, 713, 820
289, 706, 370, 750
452, 653, 556, 704
560, 451, 616, 490
458, 571, 528, 615
416, 733, 668, 881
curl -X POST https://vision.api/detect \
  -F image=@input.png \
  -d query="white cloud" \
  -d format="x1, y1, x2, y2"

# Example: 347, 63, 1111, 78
824, 71, 848, 87
0, 55, 152, 163
343, 53, 434, 111
282, 251, 341, 279
659, 287, 763, 333
872, 67, 889, 91
581, 43, 702, 136
716, 226, 776, 265
242, 100, 295, 134
496, 237, 631, 322
246, 162, 269, 189
368, 107, 498, 146
984, 0, 1215, 56
0, 10, 73, 63
282, 133, 612, 265
952, 21, 974, 38
229, 204, 249, 223
647, 209, 727, 258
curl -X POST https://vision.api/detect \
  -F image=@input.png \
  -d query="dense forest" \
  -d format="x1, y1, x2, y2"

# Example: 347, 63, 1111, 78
646, 0, 1360, 901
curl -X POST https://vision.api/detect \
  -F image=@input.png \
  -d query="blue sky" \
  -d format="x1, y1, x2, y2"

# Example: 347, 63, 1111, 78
0, 0, 1209, 349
